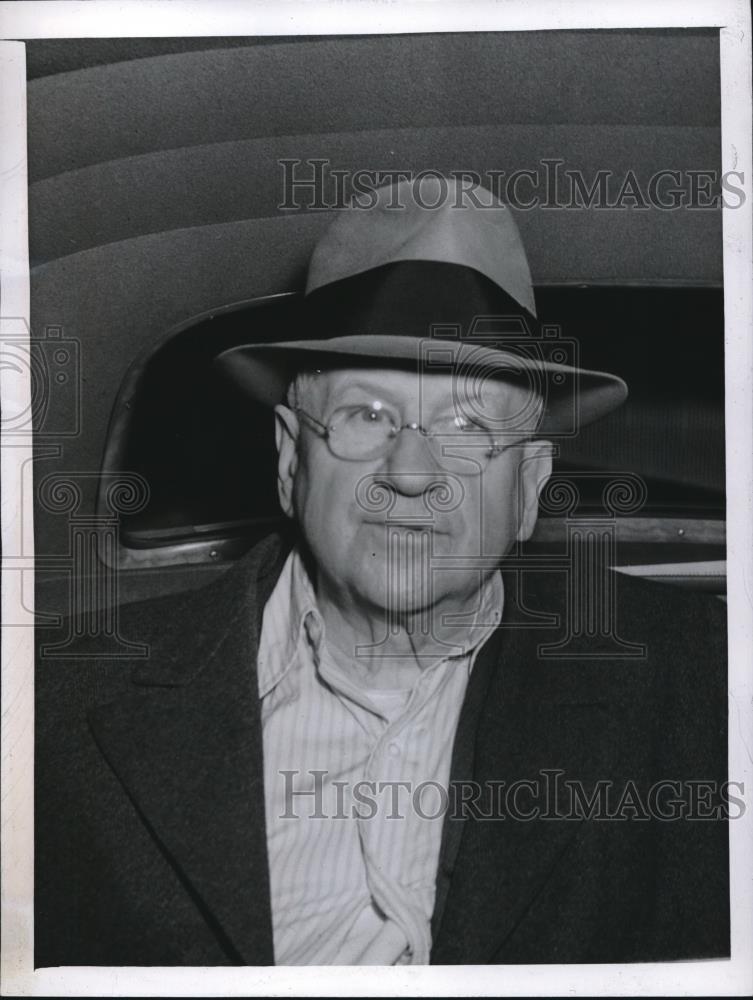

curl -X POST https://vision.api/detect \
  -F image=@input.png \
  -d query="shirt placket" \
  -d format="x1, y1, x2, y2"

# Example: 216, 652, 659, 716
353, 661, 457, 964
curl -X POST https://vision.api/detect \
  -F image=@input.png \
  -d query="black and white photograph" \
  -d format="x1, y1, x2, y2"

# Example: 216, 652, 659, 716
1, 1, 751, 996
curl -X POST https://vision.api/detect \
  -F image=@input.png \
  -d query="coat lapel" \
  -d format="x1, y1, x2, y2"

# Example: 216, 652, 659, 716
87, 534, 289, 965
431, 568, 608, 964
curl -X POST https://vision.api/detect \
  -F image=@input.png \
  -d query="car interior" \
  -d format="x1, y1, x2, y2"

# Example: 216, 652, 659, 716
26, 29, 725, 622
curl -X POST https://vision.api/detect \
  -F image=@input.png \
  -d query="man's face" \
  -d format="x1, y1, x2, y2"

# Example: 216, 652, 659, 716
274, 366, 552, 618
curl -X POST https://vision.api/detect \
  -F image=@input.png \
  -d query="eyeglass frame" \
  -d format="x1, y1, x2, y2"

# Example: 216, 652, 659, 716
289, 401, 531, 473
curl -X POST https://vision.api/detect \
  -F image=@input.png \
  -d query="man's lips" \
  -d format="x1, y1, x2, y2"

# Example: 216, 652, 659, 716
362, 518, 449, 534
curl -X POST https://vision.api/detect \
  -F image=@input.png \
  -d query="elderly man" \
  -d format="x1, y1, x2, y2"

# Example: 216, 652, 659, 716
35, 178, 729, 967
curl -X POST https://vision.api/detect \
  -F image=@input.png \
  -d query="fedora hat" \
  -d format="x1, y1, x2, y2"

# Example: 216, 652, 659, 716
214, 176, 627, 434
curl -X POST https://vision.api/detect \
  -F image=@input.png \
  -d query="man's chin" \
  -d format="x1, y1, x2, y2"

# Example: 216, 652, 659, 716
355, 579, 441, 621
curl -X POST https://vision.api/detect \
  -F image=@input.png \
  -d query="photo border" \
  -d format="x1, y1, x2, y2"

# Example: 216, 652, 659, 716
1, 1, 751, 995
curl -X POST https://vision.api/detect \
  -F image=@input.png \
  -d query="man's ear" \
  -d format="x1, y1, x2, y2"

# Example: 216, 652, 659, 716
274, 404, 300, 519
516, 438, 553, 542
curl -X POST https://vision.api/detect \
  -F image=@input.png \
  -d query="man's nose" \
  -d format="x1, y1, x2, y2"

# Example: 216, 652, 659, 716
379, 425, 446, 497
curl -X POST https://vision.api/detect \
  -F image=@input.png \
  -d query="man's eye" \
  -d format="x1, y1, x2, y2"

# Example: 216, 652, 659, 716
357, 405, 388, 423
434, 415, 485, 433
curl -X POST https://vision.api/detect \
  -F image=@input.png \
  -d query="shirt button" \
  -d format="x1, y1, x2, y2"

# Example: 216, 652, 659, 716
388, 742, 401, 757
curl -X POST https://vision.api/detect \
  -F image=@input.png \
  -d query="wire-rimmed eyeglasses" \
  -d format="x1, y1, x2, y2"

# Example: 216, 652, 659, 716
292, 400, 528, 476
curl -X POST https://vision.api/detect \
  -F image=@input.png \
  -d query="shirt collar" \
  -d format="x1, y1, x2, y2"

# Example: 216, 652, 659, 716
257, 545, 504, 698
435, 569, 504, 663
256, 547, 323, 698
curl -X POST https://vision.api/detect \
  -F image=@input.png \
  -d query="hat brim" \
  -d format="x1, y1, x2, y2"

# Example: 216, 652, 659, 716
214, 334, 627, 435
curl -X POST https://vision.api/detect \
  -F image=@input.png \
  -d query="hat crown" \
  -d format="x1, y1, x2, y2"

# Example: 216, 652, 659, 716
213, 175, 628, 430
306, 176, 537, 318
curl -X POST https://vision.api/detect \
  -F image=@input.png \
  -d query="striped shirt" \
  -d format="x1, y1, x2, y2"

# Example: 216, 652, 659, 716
257, 546, 503, 965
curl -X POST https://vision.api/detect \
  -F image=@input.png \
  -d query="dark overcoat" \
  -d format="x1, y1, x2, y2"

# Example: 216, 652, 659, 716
35, 532, 729, 966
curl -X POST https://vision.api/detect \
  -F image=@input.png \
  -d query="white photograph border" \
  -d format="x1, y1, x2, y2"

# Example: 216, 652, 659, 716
1, 2, 750, 995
